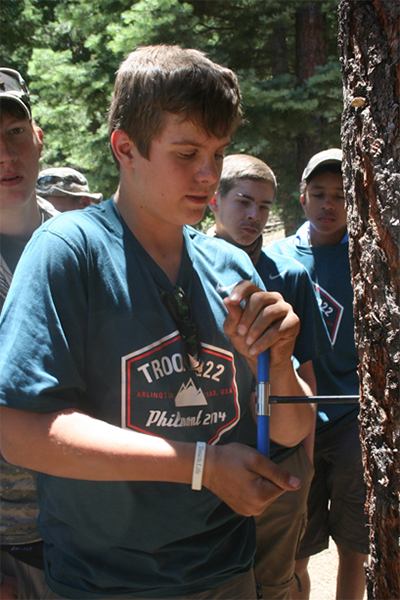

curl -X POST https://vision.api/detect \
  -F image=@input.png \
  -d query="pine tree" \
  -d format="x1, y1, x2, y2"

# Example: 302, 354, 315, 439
339, 1, 400, 597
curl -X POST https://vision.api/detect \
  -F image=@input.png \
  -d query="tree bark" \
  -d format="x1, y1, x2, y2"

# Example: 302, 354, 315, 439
338, 1, 400, 598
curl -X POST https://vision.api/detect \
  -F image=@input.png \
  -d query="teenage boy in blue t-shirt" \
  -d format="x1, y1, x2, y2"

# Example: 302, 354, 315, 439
0, 67, 59, 600
209, 154, 332, 600
0, 46, 315, 600
268, 149, 369, 600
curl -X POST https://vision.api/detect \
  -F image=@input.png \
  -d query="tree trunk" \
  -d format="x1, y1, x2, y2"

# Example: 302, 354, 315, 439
295, 2, 327, 182
271, 23, 289, 77
338, 2, 400, 599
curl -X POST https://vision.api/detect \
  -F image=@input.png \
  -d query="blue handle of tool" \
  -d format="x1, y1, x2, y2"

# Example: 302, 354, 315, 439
257, 350, 270, 457
258, 350, 269, 383
257, 416, 270, 457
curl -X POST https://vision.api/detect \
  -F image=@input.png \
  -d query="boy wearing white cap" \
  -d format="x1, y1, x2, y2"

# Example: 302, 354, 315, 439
268, 149, 369, 600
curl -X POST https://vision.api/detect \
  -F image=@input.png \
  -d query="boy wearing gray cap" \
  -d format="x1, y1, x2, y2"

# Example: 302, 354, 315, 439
0, 67, 57, 599
37, 167, 103, 212
268, 149, 368, 600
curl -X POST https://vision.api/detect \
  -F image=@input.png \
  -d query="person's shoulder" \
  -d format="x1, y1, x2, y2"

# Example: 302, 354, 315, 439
33, 198, 120, 251
41, 198, 115, 233
186, 226, 263, 290
257, 248, 312, 292
186, 226, 252, 264
261, 247, 308, 275
266, 234, 296, 255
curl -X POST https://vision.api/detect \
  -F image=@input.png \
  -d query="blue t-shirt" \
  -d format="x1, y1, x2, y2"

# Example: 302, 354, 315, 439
252, 248, 332, 461
256, 249, 331, 366
0, 198, 264, 599
268, 225, 359, 435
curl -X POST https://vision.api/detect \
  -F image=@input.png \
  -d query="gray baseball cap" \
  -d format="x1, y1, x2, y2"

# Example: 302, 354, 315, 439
36, 167, 103, 203
0, 68, 32, 119
302, 148, 342, 182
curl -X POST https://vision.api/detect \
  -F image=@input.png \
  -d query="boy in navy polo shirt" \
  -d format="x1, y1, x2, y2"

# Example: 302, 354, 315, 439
0, 67, 58, 599
210, 153, 332, 599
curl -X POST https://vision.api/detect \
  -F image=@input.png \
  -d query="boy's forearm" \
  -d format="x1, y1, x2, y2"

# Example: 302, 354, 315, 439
268, 359, 316, 448
0, 406, 303, 518
0, 407, 195, 483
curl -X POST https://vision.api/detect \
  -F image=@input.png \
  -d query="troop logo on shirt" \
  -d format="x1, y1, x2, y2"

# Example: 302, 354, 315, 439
313, 283, 344, 345
121, 331, 241, 444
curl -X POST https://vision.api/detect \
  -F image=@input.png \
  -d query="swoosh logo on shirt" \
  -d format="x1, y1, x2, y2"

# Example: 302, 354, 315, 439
216, 282, 241, 294
269, 270, 288, 280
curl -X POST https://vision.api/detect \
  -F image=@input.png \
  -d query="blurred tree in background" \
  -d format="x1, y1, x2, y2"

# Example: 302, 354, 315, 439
1, 0, 343, 232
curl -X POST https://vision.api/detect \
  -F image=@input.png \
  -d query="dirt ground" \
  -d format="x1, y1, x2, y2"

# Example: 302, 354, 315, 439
308, 545, 339, 600
308, 544, 367, 600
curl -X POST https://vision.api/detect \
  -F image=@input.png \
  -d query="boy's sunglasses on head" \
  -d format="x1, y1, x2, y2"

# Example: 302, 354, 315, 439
37, 174, 86, 189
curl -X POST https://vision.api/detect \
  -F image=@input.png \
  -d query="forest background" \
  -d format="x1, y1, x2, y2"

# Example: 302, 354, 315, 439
1, 0, 344, 234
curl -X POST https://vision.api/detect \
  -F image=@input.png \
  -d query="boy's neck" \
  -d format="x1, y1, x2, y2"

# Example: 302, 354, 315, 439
214, 225, 263, 266
114, 187, 184, 285
308, 224, 347, 247
0, 196, 42, 239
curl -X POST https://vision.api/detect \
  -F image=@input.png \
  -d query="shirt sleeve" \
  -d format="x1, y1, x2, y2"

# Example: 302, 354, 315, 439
0, 227, 88, 413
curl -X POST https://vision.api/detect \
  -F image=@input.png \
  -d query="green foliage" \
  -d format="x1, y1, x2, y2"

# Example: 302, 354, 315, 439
3, 0, 343, 227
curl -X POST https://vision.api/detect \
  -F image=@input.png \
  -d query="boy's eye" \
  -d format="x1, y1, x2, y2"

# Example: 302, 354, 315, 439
178, 152, 196, 159
11, 127, 25, 135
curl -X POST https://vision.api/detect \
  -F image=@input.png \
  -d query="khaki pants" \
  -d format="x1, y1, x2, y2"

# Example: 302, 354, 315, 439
254, 445, 314, 600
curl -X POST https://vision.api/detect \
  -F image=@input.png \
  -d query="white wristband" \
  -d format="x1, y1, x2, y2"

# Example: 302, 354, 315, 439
191, 441, 207, 491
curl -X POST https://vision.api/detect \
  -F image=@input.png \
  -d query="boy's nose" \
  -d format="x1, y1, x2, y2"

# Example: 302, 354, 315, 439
322, 195, 335, 208
195, 159, 220, 185
247, 205, 260, 221
0, 136, 17, 164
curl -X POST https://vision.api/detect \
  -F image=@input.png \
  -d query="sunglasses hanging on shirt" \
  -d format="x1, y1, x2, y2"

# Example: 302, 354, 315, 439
161, 286, 203, 372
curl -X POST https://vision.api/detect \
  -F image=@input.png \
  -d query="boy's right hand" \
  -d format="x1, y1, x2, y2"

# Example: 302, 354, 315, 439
202, 442, 301, 516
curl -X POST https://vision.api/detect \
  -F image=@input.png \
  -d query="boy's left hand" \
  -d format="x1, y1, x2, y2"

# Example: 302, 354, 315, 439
223, 280, 300, 375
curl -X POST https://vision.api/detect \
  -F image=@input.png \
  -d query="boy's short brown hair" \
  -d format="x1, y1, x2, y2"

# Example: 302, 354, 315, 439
217, 154, 277, 199
108, 45, 243, 161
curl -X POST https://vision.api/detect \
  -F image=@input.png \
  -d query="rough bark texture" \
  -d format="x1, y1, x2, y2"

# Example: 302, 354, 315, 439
338, 1, 400, 598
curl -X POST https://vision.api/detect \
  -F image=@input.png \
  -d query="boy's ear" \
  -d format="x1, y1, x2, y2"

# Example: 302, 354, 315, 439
300, 193, 306, 210
209, 194, 219, 214
110, 130, 135, 167
36, 126, 44, 158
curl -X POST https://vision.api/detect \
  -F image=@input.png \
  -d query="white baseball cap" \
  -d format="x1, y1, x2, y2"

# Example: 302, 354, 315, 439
302, 148, 342, 182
